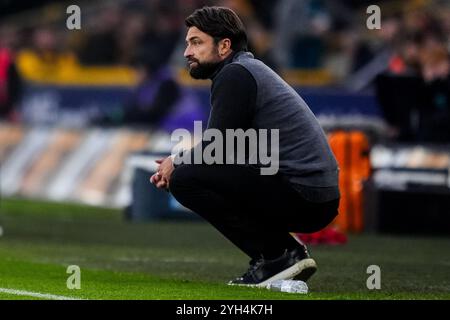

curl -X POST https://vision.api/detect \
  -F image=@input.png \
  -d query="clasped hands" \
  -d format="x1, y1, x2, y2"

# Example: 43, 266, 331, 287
150, 157, 175, 190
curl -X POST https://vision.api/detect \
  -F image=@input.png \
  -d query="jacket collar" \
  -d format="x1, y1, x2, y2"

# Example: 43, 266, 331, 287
209, 51, 253, 80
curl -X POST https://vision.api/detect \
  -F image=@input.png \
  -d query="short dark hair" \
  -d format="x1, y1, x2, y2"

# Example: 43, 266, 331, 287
185, 6, 248, 52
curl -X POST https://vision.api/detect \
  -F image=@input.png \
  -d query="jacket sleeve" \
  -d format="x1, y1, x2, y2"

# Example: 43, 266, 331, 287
173, 63, 257, 166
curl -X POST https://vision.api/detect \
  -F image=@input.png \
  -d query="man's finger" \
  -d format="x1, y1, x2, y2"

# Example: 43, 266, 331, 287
159, 170, 168, 179
156, 179, 167, 188
150, 173, 162, 184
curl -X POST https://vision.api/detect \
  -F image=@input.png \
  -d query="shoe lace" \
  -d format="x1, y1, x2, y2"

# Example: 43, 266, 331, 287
242, 258, 264, 278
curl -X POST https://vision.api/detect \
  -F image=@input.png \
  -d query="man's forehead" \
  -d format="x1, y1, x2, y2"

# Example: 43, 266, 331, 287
185, 27, 208, 41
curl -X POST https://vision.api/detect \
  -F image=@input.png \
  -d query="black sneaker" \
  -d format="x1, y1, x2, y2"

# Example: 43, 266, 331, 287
291, 245, 317, 282
228, 246, 317, 287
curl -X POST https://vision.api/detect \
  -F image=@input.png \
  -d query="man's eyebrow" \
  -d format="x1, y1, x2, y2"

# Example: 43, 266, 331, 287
186, 36, 201, 43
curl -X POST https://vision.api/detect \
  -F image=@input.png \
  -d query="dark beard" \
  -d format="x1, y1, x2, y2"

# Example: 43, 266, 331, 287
189, 60, 221, 79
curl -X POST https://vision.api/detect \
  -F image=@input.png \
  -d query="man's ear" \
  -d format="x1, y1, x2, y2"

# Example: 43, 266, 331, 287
218, 38, 232, 57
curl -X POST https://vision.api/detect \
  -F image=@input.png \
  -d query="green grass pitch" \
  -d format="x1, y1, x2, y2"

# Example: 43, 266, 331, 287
0, 198, 449, 300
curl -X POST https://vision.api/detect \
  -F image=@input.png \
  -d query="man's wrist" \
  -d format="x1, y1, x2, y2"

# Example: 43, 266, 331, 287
169, 153, 179, 168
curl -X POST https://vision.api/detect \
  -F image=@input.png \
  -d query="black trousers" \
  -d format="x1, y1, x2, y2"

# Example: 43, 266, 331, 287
169, 164, 339, 259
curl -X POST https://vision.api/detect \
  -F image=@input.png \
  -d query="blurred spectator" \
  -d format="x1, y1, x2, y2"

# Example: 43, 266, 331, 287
374, 29, 426, 141
16, 26, 77, 82
248, 0, 278, 30
0, 25, 22, 121
375, 73, 423, 142
122, 50, 182, 128
218, 0, 279, 70
95, 47, 205, 132
138, 1, 182, 66
345, 13, 403, 91
418, 45, 450, 142
373, 29, 426, 141
116, 10, 148, 65
375, 13, 450, 143
387, 31, 423, 76
76, 4, 122, 65
276, 0, 331, 69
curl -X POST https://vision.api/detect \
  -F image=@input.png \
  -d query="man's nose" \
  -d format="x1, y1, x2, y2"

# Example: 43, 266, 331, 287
184, 46, 192, 58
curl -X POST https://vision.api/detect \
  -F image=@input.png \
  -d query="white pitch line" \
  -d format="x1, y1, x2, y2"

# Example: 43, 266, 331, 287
0, 288, 85, 300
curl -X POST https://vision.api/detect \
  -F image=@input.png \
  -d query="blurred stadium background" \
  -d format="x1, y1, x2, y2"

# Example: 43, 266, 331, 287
0, 0, 450, 300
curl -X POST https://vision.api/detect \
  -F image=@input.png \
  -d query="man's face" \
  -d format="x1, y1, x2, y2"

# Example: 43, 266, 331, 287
184, 27, 222, 79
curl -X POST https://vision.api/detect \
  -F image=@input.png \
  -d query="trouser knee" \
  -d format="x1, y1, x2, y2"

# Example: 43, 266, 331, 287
169, 164, 197, 200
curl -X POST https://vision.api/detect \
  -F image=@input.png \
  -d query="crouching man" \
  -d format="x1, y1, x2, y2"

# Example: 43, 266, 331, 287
151, 6, 340, 287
